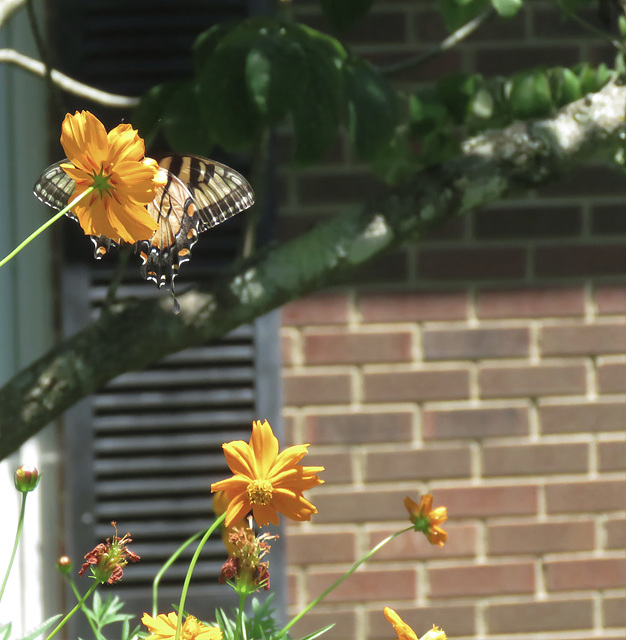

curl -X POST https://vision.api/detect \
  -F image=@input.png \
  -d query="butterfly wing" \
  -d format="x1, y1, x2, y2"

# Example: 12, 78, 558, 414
33, 154, 255, 287
158, 155, 255, 231
33, 159, 79, 222
137, 171, 199, 287
140, 155, 255, 287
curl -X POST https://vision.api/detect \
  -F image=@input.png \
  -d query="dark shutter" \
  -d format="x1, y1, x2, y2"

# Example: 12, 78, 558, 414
47, 0, 283, 633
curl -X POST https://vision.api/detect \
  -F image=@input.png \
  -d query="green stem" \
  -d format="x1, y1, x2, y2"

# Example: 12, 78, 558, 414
0, 493, 28, 605
68, 576, 102, 640
0, 186, 94, 269
236, 591, 247, 640
175, 513, 226, 640
281, 526, 413, 635
152, 527, 209, 617
45, 580, 99, 640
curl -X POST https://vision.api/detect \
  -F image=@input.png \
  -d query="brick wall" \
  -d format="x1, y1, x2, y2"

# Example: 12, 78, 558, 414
281, 288, 625, 639
278, 2, 625, 639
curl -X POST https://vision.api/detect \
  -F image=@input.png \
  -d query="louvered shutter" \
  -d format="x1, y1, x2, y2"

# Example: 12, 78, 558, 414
47, 0, 283, 633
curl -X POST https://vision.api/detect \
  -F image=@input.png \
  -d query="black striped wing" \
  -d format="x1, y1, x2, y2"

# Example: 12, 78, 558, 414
33, 155, 255, 287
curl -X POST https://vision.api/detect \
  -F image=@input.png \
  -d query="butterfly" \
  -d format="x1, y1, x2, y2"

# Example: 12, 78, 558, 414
33, 155, 255, 287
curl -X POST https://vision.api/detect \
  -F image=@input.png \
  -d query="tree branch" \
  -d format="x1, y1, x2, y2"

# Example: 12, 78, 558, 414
1, 81, 625, 460
0, 48, 140, 107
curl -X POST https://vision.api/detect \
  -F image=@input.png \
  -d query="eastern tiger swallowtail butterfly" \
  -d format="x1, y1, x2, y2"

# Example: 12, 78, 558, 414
33, 155, 254, 287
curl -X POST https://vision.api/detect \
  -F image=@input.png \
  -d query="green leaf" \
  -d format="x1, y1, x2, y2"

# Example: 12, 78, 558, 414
491, 0, 523, 17
162, 81, 214, 155
510, 70, 553, 119
192, 21, 239, 74
343, 56, 399, 161
320, 0, 374, 30
288, 24, 347, 163
0, 623, 11, 640
471, 87, 494, 119
548, 67, 581, 107
437, 72, 480, 122
131, 82, 178, 147
436, 0, 490, 32
17, 617, 62, 640
576, 62, 613, 95
409, 91, 450, 136
245, 27, 308, 122
197, 20, 265, 152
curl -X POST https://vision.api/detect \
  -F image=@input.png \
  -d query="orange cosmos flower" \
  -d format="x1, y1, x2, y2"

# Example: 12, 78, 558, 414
141, 612, 222, 640
384, 608, 446, 640
211, 420, 324, 527
60, 110, 165, 243
404, 494, 448, 547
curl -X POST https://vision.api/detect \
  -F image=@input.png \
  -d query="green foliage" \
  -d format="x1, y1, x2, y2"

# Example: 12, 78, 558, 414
320, 0, 374, 31
82, 592, 141, 640
132, 6, 617, 185
436, 0, 490, 32
0, 617, 62, 640
509, 70, 552, 119
490, 0, 523, 17
216, 595, 283, 640
344, 56, 398, 161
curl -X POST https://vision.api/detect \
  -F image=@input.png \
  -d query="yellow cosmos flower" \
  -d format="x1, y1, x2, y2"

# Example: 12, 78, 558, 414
384, 608, 446, 640
211, 420, 324, 527
141, 612, 222, 640
60, 110, 166, 243
404, 494, 448, 547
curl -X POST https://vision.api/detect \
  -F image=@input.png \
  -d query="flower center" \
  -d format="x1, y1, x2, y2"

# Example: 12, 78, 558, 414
247, 479, 273, 505
90, 169, 113, 196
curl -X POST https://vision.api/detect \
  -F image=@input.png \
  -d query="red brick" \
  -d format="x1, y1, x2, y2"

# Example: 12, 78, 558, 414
540, 402, 626, 433
283, 373, 353, 406
596, 285, 626, 314
483, 442, 589, 477
358, 290, 468, 322
287, 607, 356, 640
363, 369, 470, 402
366, 604, 476, 639
424, 407, 529, 439
532, 6, 601, 38
541, 323, 626, 356
606, 517, 626, 550
433, 485, 539, 518
303, 330, 412, 365
546, 480, 626, 514
488, 520, 595, 555
286, 531, 357, 565
598, 440, 626, 472
477, 285, 585, 319
479, 364, 587, 398
540, 165, 626, 198
474, 205, 582, 239
368, 523, 478, 560
352, 250, 410, 285
305, 451, 353, 484
365, 445, 471, 482
486, 598, 594, 633
535, 244, 626, 277
281, 332, 297, 367
311, 489, 414, 524
304, 412, 412, 445
546, 557, 626, 591
429, 562, 535, 598
476, 46, 580, 77
423, 327, 529, 360
307, 568, 416, 603
604, 595, 626, 628
418, 246, 526, 280
281, 293, 349, 326
298, 171, 386, 205
598, 363, 626, 394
